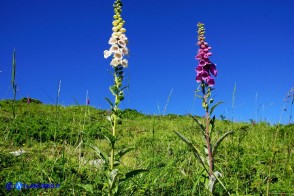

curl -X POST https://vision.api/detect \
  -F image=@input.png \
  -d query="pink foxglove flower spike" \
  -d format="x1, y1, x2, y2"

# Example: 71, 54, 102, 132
195, 23, 217, 87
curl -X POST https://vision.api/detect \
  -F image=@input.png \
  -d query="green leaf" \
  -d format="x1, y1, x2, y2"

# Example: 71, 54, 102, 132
89, 145, 109, 164
115, 147, 134, 160
109, 169, 119, 190
77, 184, 93, 194
175, 131, 193, 145
208, 171, 231, 195
174, 131, 209, 173
121, 85, 129, 91
210, 101, 224, 115
188, 114, 205, 133
105, 97, 114, 108
118, 95, 124, 101
114, 161, 121, 167
101, 129, 117, 147
110, 86, 119, 95
121, 169, 149, 182
212, 130, 234, 158
210, 115, 216, 126
210, 116, 216, 136
106, 116, 112, 122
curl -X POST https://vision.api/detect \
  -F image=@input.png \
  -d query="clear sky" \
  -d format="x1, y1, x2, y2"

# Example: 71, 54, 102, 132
0, 0, 293, 124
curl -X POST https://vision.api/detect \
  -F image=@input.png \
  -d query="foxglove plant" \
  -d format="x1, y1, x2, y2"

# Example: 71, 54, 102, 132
104, 0, 128, 172
97, 0, 146, 195
176, 23, 233, 194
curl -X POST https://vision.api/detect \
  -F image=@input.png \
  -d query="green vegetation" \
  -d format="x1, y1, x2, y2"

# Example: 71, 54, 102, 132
0, 99, 293, 195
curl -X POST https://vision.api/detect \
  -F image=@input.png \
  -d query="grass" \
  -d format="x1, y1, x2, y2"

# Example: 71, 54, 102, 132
0, 98, 293, 195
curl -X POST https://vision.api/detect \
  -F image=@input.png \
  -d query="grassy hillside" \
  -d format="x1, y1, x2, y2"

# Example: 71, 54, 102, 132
0, 99, 293, 195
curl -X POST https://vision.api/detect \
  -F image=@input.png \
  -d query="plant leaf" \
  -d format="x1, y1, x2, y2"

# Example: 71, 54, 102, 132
175, 131, 209, 174
174, 131, 193, 145
115, 147, 134, 160
210, 115, 216, 126
121, 169, 149, 182
212, 130, 234, 158
110, 86, 119, 96
208, 171, 231, 195
89, 145, 109, 164
121, 85, 129, 91
210, 101, 224, 115
109, 169, 119, 190
105, 97, 113, 108
210, 115, 216, 136
77, 184, 94, 194
101, 129, 117, 147
188, 114, 205, 133
106, 116, 112, 122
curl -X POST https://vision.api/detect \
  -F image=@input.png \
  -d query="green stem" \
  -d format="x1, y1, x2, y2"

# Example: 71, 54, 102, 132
202, 83, 213, 177
205, 96, 213, 177
110, 114, 117, 171
110, 71, 121, 171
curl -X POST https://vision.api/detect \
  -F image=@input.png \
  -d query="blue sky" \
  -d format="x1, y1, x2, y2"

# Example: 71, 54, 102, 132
0, 0, 293, 124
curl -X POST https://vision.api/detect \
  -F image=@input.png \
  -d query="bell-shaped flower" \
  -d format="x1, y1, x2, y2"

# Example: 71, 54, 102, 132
210, 64, 217, 77
110, 58, 121, 67
196, 73, 202, 82
203, 54, 209, 59
118, 39, 126, 47
122, 47, 128, 55
119, 34, 127, 41
195, 53, 203, 60
201, 71, 209, 79
196, 66, 203, 72
104, 50, 112, 59
111, 33, 118, 39
110, 44, 119, 53
122, 59, 128, 68
108, 37, 117, 44
199, 59, 206, 66
206, 77, 215, 86
114, 51, 123, 59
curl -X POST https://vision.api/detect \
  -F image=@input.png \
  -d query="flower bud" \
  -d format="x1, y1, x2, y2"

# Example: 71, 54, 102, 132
112, 20, 119, 26
112, 26, 118, 32
120, 28, 126, 33
117, 24, 123, 30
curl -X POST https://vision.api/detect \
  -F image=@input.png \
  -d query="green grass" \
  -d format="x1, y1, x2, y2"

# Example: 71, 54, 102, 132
0, 98, 293, 195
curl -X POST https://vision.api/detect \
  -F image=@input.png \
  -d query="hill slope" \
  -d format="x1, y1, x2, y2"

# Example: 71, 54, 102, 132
0, 99, 293, 195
